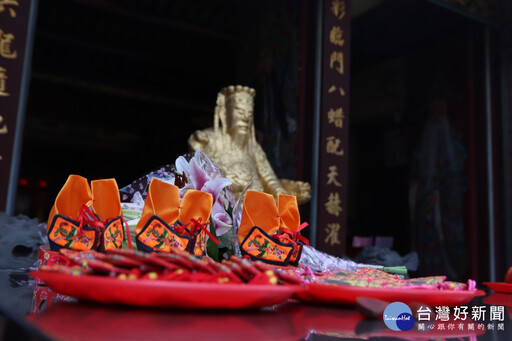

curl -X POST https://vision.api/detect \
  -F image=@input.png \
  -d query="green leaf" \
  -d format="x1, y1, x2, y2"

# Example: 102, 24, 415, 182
206, 217, 219, 261
224, 201, 233, 218
383, 266, 408, 275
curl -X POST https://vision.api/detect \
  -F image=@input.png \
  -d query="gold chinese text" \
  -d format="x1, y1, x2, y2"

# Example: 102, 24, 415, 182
0, 66, 10, 96
0, 29, 17, 59
0, 115, 7, 134
324, 223, 341, 246
329, 51, 344, 75
329, 26, 344, 47
326, 165, 342, 187
330, 0, 346, 20
328, 85, 345, 96
0, 0, 19, 18
327, 107, 344, 128
325, 192, 343, 216
326, 136, 344, 156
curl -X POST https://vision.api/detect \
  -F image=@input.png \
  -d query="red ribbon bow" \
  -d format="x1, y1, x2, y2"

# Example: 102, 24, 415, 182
78, 204, 133, 250
78, 204, 104, 236
181, 218, 219, 245
282, 222, 310, 246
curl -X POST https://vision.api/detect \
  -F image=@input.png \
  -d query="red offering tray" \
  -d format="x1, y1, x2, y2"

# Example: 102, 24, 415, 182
483, 282, 512, 294
30, 270, 301, 309
296, 283, 485, 307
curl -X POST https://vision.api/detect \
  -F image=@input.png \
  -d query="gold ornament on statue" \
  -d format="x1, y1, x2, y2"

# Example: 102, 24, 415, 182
188, 85, 311, 204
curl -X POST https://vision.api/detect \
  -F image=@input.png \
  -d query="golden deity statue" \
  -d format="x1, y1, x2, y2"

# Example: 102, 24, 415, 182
188, 85, 311, 204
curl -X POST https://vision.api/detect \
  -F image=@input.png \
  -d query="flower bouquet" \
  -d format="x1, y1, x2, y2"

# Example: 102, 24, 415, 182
120, 149, 240, 260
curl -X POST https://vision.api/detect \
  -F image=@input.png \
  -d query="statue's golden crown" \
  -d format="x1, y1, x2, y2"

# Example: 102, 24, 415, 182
221, 85, 255, 105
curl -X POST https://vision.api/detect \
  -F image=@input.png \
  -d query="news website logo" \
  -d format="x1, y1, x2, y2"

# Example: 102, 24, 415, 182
383, 302, 415, 331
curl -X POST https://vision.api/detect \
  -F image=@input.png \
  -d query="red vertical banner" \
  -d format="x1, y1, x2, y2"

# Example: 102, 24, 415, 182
315, 0, 350, 255
0, 0, 35, 211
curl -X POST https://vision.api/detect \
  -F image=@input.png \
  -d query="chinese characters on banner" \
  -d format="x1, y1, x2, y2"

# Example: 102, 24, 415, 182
316, 0, 350, 255
0, 0, 32, 210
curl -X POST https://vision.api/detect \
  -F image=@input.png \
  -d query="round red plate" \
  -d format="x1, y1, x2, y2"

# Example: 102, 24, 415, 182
296, 283, 485, 307
30, 271, 302, 309
483, 292, 512, 307
483, 282, 512, 294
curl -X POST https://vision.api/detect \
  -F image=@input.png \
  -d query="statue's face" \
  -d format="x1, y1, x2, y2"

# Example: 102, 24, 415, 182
226, 96, 253, 136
